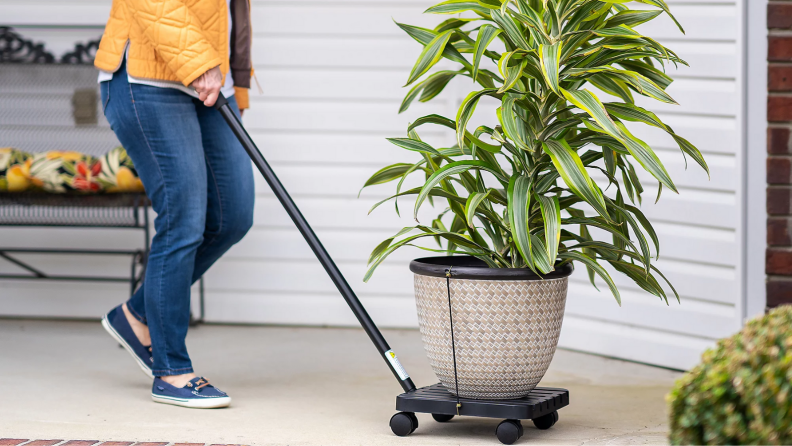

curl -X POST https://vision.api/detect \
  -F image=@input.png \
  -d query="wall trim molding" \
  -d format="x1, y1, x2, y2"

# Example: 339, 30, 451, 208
744, 0, 768, 318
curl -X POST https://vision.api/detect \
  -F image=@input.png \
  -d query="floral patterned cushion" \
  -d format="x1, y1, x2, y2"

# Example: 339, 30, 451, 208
0, 146, 145, 194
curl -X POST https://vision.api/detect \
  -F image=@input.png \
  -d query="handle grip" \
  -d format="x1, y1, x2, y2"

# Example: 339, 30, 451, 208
213, 92, 229, 110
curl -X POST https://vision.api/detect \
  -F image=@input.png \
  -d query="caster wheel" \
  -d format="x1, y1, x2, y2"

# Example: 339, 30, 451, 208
390, 412, 418, 437
432, 413, 455, 422
532, 410, 558, 430
496, 419, 523, 445
407, 412, 419, 433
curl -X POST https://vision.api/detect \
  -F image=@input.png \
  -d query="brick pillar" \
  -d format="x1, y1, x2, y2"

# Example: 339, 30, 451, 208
768, 1, 792, 308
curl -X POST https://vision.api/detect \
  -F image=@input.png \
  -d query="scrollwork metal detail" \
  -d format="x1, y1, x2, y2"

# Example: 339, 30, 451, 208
61, 38, 101, 65
0, 26, 55, 63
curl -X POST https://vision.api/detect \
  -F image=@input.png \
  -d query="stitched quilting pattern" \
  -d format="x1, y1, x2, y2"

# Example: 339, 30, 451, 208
95, 0, 226, 86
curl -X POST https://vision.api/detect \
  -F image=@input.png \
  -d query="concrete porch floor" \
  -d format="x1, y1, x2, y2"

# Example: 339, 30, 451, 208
1, 319, 682, 445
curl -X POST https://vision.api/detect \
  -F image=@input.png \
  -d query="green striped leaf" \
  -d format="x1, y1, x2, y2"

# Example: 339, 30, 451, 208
542, 139, 609, 218
562, 89, 676, 192
624, 203, 659, 258
406, 30, 453, 86
368, 226, 415, 265
562, 216, 640, 254
415, 225, 492, 252
426, 0, 496, 15
499, 58, 528, 93
465, 191, 491, 228
511, 10, 551, 45
607, 200, 652, 272
570, 67, 676, 104
672, 134, 709, 177
546, 2, 561, 36
399, 80, 425, 114
499, 93, 533, 151
589, 74, 634, 104
592, 26, 643, 39
395, 22, 439, 45
618, 60, 673, 89
604, 10, 662, 28
497, 50, 518, 81
537, 194, 561, 267
636, 0, 684, 34
364, 231, 449, 282
563, 0, 607, 33
473, 25, 502, 82
605, 102, 708, 176
408, 114, 456, 133
558, 251, 621, 305
362, 163, 414, 188
507, 175, 537, 272
562, 88, 622, 136
419, 71, 457, 102
608, 259, 667, 300
434, 17, 477, 33
414, 160, 505, 219
465, 132, 503, 154
456, 89, 498, 153
622, 71, 677, 104
604, 102, 666, 128
491, 9, 533, 50
395, 22, 471, 69
539, 42, 562, 94
386, 138, 442, 156
530, 233, 555, 274
615, 121, 677, 192
368, 186, 465, 215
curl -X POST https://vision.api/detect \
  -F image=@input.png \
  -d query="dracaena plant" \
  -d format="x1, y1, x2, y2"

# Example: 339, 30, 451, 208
361, 0, 709, 305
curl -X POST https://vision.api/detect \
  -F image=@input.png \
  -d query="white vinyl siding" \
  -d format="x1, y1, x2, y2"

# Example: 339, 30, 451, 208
0, 0, 757, 370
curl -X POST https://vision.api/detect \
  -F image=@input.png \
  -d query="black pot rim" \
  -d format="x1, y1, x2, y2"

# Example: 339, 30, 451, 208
409, 256, 574, 280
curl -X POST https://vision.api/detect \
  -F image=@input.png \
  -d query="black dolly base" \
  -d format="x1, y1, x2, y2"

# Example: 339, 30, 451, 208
391, 383, 569, 445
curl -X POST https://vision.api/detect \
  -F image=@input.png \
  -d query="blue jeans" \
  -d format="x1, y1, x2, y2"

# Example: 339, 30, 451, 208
101, 61, 255, 376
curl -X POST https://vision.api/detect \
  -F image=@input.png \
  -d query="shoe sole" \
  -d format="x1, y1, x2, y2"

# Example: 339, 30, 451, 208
151, 393, 232, 409
101, 314, 155, 379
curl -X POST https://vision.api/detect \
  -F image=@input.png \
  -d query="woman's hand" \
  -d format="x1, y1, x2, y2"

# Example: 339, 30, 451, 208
191, 66, 223, 107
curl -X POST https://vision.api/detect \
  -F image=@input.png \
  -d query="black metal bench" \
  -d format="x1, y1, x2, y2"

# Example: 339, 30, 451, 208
0, 192, 150, 296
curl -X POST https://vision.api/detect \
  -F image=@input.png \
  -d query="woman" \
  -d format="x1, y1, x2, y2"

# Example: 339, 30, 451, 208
94, 0, 254, 409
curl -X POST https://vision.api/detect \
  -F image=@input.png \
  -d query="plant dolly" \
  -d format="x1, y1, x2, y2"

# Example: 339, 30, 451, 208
214, 94, 569, 445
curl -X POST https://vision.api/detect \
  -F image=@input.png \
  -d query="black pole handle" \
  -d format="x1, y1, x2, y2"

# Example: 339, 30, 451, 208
213, 93, 416, 393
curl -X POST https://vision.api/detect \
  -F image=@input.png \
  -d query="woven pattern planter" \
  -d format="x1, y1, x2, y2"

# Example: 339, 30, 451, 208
412, 259, 569, 400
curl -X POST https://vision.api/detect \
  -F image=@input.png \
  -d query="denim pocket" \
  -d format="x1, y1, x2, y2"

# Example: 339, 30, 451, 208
100, 81, 111, 115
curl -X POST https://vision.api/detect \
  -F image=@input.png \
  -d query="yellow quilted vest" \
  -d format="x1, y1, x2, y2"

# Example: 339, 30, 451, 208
94, 0, 249, 109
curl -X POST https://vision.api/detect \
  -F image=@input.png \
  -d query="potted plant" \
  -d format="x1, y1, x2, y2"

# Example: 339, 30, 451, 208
362, 0, 707, 400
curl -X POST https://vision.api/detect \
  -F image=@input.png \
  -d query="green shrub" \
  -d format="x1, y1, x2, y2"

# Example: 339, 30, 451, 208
668, 305, 792, 444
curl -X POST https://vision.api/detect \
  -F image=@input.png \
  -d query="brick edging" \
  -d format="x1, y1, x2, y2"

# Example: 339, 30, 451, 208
768, 2, 792, 308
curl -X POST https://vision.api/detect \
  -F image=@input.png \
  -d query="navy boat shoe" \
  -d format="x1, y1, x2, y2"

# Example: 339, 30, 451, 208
101, 304, 154, 378
151, 377, 231, 408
